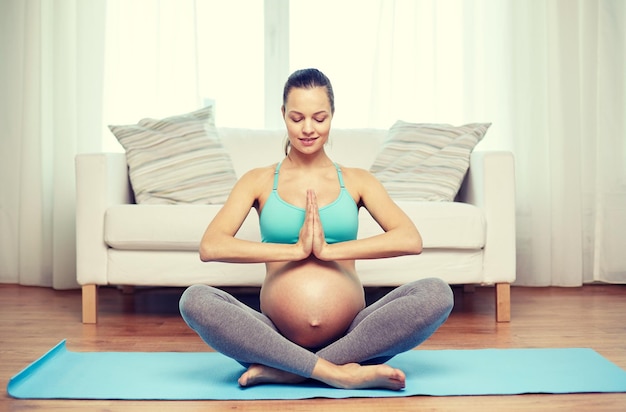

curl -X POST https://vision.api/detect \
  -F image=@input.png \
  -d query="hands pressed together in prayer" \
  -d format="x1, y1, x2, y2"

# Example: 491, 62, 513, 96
297, 189, 329, 261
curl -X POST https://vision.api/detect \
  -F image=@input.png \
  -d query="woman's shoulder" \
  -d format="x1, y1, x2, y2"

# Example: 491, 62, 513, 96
225, 164, 278, 205
337, 165, 376, 181
337, 164, 385, 195
237, 163, 278, 187
242, 163, 277, 177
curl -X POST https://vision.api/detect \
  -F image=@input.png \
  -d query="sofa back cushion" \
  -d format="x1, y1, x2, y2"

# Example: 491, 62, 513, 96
109, 106, 238, 204
218, 128, 387, 177
370, 121, 490, 201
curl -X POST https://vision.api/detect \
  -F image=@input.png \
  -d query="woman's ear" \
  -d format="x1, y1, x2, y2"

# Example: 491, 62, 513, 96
281, 105, 285, 117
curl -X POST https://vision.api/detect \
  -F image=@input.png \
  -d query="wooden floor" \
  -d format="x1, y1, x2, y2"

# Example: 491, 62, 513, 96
1, 283, 625, 411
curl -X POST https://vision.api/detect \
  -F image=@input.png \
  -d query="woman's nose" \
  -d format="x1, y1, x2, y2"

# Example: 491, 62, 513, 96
302, 119, 314, 135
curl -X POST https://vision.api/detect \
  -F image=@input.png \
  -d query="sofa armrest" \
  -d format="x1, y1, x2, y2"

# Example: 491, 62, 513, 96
75, 153, 133, 286
457, 151, 516, 284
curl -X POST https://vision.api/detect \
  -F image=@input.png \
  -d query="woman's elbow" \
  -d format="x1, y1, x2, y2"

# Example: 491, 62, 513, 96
390, 227, 422, 256
199, 229, 227, 262
405, 230, 423, 255
199, 245, 211, 262
408, 237, 423, 255
199, 241, 218, 262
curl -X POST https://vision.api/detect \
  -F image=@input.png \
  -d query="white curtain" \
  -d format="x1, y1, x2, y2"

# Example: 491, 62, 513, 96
370, 0, 625, 286
1, 0, 623, 288
0, 0, 106, 288
102, 0, 201, 141
101, 0, 265, 152
510, 0, 625, 285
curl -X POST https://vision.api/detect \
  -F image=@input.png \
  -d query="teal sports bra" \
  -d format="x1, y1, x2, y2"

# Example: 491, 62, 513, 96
259, 161, 359, 244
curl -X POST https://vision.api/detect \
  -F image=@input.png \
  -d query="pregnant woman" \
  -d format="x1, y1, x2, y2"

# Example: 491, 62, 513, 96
179, 68, 454, 390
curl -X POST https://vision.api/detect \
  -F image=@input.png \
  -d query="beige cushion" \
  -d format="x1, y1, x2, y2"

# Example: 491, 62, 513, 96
104, 202, 484, 251
370, 121, 490, 201
109, 106, 237, 204
359, 201, 485, 249
104, 205, 261, 250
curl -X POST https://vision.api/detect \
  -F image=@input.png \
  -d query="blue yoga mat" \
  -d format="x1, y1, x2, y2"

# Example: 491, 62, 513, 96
7, 340, 626, 400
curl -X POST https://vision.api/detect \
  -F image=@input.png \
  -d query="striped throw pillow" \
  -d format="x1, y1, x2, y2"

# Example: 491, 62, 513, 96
370, 121, 490, 201
109, 106, 237, 204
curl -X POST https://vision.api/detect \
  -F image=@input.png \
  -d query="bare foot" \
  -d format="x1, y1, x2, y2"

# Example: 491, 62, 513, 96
239, 361, 406, 391
314, 362, 406, 391
238, 364, 307, 387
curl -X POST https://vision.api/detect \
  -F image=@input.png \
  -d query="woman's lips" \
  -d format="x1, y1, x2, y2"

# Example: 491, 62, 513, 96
299, 137, 318, 146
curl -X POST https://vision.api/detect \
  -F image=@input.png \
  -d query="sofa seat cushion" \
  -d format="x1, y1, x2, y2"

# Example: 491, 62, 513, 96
359, 201, 485, 249
105, 201, 484, 251
104, 205, 261, 251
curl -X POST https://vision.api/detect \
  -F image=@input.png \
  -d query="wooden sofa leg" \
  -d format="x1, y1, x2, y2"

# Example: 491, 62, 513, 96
495, 283, 511, 322
82, 284, 98, 324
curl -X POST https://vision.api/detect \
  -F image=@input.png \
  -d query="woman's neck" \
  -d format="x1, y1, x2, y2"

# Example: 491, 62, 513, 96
284, 150, 332, 169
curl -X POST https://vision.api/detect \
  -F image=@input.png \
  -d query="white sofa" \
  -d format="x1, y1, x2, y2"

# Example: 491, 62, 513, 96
75, 127, 516, 324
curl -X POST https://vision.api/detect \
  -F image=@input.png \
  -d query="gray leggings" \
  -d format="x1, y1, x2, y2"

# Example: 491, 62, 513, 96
179, 277, 453, 378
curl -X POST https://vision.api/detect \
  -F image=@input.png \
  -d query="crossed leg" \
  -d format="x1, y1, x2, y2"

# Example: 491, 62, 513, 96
179, 278, 453, 390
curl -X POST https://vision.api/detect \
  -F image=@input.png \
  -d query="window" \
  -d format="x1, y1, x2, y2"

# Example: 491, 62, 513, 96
102, 0, 265, 151
195, 1, 265, 128
102, 0, 475, 151
289, 0, 381, 128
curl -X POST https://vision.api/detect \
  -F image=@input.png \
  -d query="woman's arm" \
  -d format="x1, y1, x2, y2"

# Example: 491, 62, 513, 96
199, 168, 309, 263
313, 168, 422, 262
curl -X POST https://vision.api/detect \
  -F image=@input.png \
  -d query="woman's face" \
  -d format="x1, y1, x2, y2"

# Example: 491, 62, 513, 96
282, 86, 333, 155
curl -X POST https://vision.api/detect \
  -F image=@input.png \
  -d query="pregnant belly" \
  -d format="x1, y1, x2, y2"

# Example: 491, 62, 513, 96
260, 261, 365, 349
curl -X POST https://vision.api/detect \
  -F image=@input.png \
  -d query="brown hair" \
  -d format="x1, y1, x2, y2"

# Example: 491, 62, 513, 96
282, 68, 335, 155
